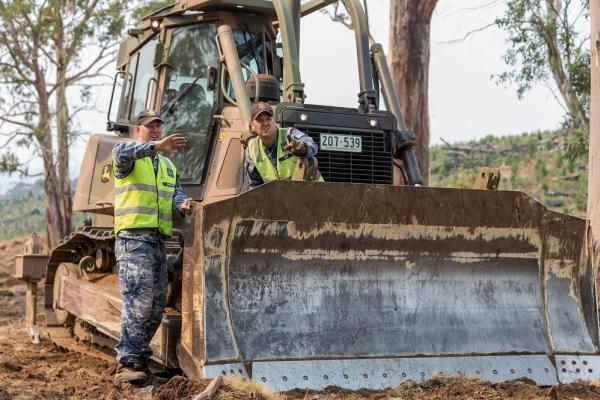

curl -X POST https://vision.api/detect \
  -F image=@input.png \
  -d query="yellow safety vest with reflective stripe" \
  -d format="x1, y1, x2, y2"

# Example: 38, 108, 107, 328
114, 155, 177, 237
248, 128, 300, 182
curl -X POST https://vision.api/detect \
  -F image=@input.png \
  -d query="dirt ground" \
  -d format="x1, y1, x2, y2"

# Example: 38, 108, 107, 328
2, 237, 600, 399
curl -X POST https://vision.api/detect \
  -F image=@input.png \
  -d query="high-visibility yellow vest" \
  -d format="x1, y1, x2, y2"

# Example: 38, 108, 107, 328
248, 128, 298, 182
114, 155, 177, 237
248, 128, 325, 183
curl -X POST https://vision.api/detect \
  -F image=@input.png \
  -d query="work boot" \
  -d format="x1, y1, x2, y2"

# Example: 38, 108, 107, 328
114, 363, 148, 386
134, 360, 154, 382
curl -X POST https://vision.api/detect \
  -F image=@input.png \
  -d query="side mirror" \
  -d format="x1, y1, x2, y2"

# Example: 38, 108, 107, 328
107, 71, 125, 129
153, 42, 165, 68
106, 71, 131, 134
275, 43, 283, 80
207, 66, 218, 91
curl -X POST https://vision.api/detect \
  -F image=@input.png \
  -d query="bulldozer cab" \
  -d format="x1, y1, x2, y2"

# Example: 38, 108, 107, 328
87, 0, 421, 208
104, 3, 280, 200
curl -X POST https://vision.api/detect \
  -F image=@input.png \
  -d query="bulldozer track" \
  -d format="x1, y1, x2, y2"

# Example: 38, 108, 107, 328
44, 226, 180, 365
49, 326, 116, 364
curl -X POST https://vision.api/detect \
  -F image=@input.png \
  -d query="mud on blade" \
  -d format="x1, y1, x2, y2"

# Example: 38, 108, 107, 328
179, 181, 598, 389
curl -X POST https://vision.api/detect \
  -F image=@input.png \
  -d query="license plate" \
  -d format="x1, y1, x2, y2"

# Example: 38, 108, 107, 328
319, 133, 362, 153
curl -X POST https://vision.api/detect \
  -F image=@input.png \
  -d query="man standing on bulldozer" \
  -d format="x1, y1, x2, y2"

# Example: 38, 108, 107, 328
245, 102, 323, 186
111, 110, 193, 385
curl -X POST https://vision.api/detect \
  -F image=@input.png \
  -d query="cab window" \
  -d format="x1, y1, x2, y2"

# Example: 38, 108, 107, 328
226, 29, 272, 100
129, 38, 158, 119
160, 24, 219, 183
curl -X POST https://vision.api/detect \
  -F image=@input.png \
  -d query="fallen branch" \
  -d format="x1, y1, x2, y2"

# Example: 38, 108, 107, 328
547, 191, 573, 197
440, 138, 496, 154
440, 137, 554, 158
192, 375, 223, 400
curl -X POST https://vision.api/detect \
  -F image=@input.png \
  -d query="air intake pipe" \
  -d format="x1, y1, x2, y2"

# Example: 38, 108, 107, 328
272, 0, 305, 104
217, 25, 253, 134
339, 0, 378, 113
371, 43, 422, 186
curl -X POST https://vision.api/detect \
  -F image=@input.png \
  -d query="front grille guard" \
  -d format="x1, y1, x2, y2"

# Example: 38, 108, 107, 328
278, 104, 395, 185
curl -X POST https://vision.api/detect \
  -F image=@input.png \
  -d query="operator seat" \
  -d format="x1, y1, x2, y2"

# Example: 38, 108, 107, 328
246, 74, 280, 103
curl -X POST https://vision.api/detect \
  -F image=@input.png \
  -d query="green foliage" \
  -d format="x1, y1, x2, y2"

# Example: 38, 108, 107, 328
134, 0, 174, 19
568, 157, 576, 173
431, 129, 588, 216
535, 157, 548, 181
510, 161, 519, 186
575, 189, 586, 212
495, 0, 590, 158
0, 0, 143, 243
0, 153, 23, 175
0, 195, 46, 239
0, 0, 131, 132
526, 140, 537, 156
0, 179, 82, 239
564, 122, 590, 160
556, 150, 564, 168
0, 194, 85, 240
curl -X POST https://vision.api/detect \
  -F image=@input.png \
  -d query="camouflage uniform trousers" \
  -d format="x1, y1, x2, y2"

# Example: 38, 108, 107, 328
114, 230, 167, 366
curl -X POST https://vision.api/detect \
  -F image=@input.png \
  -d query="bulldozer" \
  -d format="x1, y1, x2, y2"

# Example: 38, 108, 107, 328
34, 0, 600, 391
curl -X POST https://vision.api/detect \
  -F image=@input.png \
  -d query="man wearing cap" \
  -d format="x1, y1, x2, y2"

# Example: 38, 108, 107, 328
112, 110, 193, 385
245, 102, 321, 187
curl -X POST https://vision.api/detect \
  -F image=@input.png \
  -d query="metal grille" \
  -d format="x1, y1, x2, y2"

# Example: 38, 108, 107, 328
303, 127, 393, 184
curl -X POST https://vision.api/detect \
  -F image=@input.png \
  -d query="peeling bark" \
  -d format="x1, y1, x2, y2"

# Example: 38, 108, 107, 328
55, 0, 73, 244
543, 0, 588, 127
588, 2, 600, 279
389, 0, 437, 185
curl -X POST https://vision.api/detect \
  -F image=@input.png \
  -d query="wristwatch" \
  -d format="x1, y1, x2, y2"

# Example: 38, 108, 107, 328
149, 141, 156, 151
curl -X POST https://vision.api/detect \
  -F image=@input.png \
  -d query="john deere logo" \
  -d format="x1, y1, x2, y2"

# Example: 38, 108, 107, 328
101, 164, 112, 183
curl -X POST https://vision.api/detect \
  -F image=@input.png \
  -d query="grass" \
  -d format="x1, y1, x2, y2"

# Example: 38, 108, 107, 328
224, 376, 286, 400
388, 380, 421, 397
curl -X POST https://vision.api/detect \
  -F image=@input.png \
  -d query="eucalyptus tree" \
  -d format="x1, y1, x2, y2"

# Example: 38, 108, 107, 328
389, 0, 438, 185
496, 0, 590, 158
0, 0, 128, 246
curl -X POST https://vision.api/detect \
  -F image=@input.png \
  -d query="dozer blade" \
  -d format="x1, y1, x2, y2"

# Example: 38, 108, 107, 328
179, 181, 599, 390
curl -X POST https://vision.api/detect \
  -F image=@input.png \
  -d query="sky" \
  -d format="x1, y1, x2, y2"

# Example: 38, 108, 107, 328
2, 0, 574, 192
299, 0, 566, 144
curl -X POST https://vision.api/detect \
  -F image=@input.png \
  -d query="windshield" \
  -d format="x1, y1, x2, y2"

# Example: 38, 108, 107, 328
235, 29, 267, 74
225, 29, 272, 99
161, 24, 219, 183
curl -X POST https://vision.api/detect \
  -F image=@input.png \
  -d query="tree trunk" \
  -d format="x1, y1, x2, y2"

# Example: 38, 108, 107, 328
543, 0, 589, 127
588, 2, 600, 285
389, 0, 437, 185
34, 58, 68, 249
56, 80, 72, 239
40, 120, 66, 249
55, 3, 73, 239
44, 154, 66, 248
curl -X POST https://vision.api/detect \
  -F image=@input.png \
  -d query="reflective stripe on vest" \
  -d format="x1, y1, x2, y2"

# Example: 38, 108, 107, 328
114, 154, 177, 236
248, 128, 298, 182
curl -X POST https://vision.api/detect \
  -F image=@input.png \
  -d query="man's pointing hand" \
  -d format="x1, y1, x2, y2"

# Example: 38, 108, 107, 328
155, 133, 187, 155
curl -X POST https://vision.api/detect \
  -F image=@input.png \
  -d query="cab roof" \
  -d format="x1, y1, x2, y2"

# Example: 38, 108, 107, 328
146, 0, 276, 19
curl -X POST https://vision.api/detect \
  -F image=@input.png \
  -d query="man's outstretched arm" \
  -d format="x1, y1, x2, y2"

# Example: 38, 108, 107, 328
113, 134, 188, 179
112, 142, 157, 179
